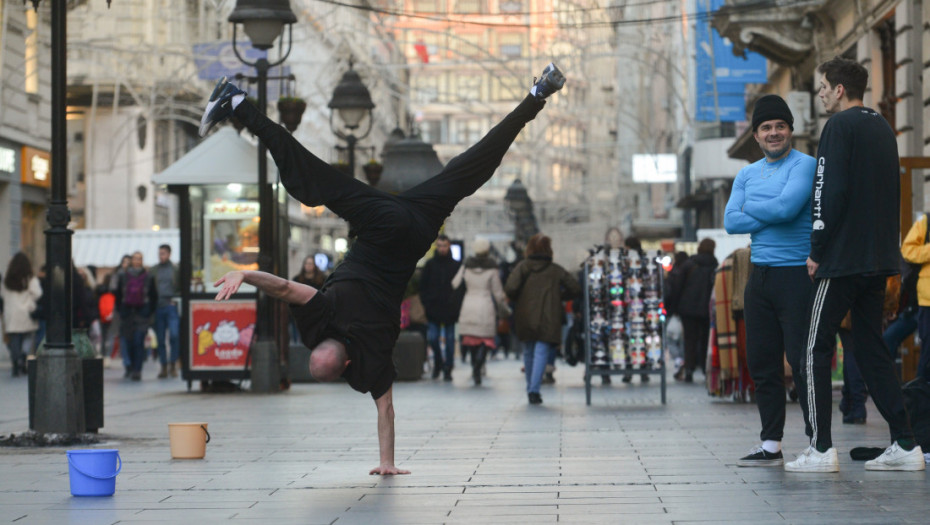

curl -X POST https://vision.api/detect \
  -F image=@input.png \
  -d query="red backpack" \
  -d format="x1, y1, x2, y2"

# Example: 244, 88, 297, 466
98, 292, 116, 323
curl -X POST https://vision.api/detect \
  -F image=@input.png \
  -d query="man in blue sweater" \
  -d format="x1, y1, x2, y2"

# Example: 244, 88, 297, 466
725, 94, 816, 467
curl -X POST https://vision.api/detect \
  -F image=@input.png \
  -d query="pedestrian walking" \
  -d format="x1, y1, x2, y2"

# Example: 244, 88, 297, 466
723, 94, 816, 467
668, 238, 718, 383
901, 213, 930, 383
504, 233, 581, 405
786, 56, 923, 472
152, 244, 181, 378
420, 234, 463, 381
452, 237, 508, 385
1, 253, 42, 376
116, 251, 156, 381
206, 62, 565, 474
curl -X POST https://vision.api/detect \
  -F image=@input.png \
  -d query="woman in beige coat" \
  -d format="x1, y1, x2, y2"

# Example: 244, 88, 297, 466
452, 238, 508, 385
1, 252, 42, 376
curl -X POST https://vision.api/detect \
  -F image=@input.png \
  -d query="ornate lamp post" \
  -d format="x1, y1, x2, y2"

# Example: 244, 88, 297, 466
379, 129, 443, 194
26, 0, 94, 434
328, 62, 375, 179
504, 178, 540, 253
228, 0, 296, 392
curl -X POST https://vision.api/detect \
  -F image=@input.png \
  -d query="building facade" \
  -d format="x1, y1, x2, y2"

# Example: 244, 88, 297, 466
0, 1, 52, 270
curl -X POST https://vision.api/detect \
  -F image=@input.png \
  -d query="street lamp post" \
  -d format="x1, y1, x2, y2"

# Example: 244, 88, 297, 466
228, 0, 296, 392
328, 62, 375, 179
32, 0, 85, 434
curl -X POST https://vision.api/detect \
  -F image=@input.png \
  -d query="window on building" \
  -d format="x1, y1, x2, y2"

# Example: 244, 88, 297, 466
498, 33, 524, 58
451, 119, 484, 145
413, 0, 443, 13
456, 33, 483, 58
492, 75, 523, 101
413, 75, 441, 104
419, 118, 443, 144
25, 8, 38, 94
499, 0, 523, 13
452, 74, 483, 102
455, 0, 484, 13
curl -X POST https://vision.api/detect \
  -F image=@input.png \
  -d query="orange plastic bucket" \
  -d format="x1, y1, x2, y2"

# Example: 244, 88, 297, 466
168, 423, 210, 459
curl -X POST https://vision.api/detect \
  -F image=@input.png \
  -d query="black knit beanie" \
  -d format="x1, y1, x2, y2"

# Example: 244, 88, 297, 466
751, 94, 793, 131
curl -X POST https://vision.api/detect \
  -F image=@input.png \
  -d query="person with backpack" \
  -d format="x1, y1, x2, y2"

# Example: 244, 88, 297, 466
116, 251, 156, 381
901, 212, 930, 383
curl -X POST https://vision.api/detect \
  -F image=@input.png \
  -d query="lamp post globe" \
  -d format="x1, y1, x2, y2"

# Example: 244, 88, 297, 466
228, 0, 297, 49
328, 63, 375, 179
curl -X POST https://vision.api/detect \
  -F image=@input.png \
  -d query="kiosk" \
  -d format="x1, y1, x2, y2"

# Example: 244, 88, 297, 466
153, 127, 287, 390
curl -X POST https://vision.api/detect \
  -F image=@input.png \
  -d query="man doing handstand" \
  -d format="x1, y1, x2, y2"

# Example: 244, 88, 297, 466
202, 63, 565, 475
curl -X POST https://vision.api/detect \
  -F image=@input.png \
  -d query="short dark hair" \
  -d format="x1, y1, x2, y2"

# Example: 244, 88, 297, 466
697, 238, 716, 255
525, 233, 553, 258
624, 236, 642, 251
159, 244, 171, 253
436, 234, 450, 243
818, 56, 868, 102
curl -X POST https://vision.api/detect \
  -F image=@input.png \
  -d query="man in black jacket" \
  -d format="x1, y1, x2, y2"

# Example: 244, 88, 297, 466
786, 56, 923, 472
419, 234, 462, 381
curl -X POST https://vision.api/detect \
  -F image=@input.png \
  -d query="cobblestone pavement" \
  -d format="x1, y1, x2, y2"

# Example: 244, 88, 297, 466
0, 355, 928, 524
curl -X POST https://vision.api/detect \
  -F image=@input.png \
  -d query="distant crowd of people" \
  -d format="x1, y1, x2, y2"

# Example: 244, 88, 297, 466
0, 245, 180, 381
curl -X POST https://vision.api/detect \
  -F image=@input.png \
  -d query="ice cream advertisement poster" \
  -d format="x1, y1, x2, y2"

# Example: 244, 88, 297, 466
189, 300, 256, 369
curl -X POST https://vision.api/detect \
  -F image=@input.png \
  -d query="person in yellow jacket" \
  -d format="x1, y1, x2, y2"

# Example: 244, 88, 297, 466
901, 213, 930, 382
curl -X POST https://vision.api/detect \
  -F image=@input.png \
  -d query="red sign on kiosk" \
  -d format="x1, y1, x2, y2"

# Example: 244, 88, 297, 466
189, 299, 255, 369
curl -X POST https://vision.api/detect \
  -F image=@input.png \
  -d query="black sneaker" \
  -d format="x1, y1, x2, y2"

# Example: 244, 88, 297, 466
199, 77, 247, 137
530, 63, 565, 100
528, 392, 543, 405
737, 446, 784, 467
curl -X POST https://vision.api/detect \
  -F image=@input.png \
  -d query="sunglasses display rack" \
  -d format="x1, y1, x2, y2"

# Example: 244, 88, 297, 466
582, 247, 667, 405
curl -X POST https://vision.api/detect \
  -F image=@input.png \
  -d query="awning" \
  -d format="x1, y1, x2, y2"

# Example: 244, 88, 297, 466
152, 127, 270, 185
727, 127, 764, 163
73, 229, 180, 268
676, 192, 713, 209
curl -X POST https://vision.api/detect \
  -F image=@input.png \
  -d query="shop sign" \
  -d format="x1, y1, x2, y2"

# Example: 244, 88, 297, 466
205, 201, 259, 216
189, 299, 255, 370
0, 146, 15, 174
21, 146, 51, 188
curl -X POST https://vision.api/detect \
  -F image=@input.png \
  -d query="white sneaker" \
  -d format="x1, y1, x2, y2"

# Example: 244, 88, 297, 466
784, 446, 839, 472
864, 443, 925, 471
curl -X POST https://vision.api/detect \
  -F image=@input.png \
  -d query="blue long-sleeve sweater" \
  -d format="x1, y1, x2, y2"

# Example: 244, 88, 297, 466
724, 149, 816, 266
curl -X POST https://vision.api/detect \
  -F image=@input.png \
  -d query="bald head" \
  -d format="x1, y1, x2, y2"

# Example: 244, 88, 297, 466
309, 338, 349, 382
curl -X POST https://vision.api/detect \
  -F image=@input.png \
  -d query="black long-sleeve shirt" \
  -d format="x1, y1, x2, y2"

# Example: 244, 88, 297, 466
810, 106, 900, 278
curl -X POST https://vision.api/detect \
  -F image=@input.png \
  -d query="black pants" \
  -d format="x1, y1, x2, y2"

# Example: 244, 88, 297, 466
234, 96, 545, 243
743, 265, 811, 442
800, 275, 914, 450
681, 315, 709, 373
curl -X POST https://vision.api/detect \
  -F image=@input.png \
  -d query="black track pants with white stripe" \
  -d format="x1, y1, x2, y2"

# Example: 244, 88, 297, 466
799, 274, 914, 450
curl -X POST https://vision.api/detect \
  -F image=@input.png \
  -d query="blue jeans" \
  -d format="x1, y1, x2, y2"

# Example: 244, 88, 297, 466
7, 332, 30, 368
128, 328, 147, 373
883, 311, 917, 359
120, 335, 132, 369
918, 308, 930, 381
523, 340, 553, 394
154, 304, 180, 366
427, 322, 456, 371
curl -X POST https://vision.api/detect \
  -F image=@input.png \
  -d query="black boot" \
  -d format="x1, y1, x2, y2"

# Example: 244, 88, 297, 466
471, 345, 487, 386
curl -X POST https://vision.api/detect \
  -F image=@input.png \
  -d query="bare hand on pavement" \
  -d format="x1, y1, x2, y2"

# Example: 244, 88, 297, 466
214, 271, 244, 300
369, 465, 411, 476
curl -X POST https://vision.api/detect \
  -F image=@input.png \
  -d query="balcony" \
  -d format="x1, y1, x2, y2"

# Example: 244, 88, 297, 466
712, 0, 828, 66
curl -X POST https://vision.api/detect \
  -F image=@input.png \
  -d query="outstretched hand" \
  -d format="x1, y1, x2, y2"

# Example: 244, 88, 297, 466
214, 271, 245, 300
369, 465, 411, 476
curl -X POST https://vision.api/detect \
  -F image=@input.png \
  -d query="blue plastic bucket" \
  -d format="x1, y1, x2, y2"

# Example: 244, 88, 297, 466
66, 449, 121, 497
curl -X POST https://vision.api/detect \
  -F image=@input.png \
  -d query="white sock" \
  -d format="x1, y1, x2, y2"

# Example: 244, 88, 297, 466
231, 94, 245, 109
762, 440, 781, 453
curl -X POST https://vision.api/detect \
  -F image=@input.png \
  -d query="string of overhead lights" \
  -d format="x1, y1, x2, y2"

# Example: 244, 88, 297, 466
305, 0, 822, 30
